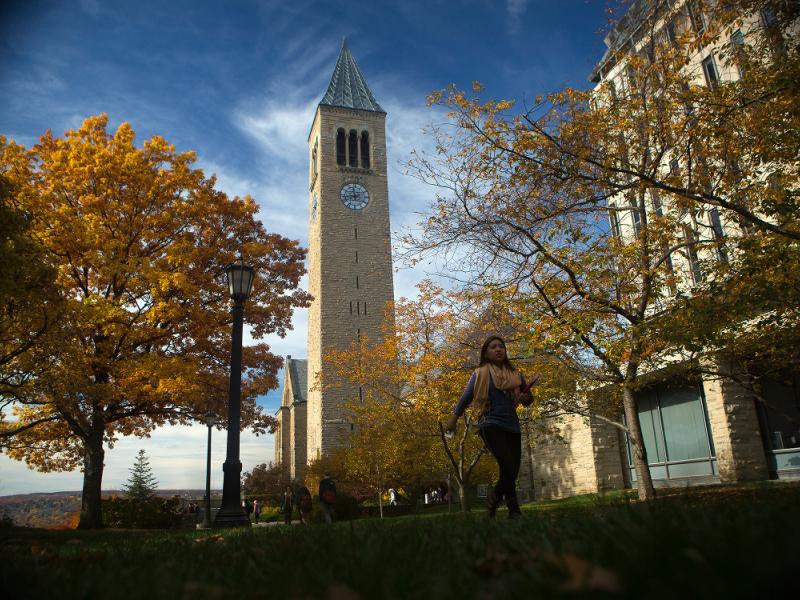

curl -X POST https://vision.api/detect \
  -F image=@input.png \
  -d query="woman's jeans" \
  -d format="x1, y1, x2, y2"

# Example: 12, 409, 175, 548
480, 425, 522, 513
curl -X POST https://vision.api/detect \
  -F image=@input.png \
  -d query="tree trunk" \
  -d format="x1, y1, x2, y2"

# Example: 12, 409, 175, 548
622, 385, 655, 501
378, 490, 383, 519
458, 479, 469, 512
77, 428, 105, 529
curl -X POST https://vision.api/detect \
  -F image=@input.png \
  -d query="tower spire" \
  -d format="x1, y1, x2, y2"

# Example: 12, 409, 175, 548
319, 40, 384, 113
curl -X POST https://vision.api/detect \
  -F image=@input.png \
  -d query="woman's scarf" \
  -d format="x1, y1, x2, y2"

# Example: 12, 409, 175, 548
471, 363, 522, 419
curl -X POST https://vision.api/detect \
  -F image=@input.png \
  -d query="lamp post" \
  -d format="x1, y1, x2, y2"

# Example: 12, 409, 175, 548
200, 412, 219, 529
213, 260, 255, 528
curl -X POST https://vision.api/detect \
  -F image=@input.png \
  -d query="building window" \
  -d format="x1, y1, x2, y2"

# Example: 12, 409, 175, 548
350, 301, 353, 315
609, 209, 621, 239
702, 54, 719, 89
761, 5, 777, 27
651, 189, 664, 216
311, 139, 318, 181
363, 302, 366, 316
355, 251, 358, 264
336, 128, 346, 165
624, 383, 716, 481
356, 275, 359, 289
663, 248, 677, 295
760, 6, 784, 54
664, 20, 677, 45
688, 0, 706, 36
709, 208, 728, 263
348, 129, 358, 167
354, 226, 358, 240
682, 224, 703, 284
730, 29, 746, 77
360, 131, 370, 169
629, 197, 642, 236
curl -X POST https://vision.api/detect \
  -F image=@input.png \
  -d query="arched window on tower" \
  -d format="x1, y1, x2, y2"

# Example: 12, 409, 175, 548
360, 131, 370, 169
311, 139, 318, 182
336, 128, 346, 165
348, 129, 358, 167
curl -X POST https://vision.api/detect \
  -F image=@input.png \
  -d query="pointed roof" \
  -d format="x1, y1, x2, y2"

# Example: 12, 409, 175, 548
319, 39, 384, 113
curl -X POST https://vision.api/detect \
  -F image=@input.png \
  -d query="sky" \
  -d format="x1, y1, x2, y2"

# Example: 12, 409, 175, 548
0, 0, 611, 495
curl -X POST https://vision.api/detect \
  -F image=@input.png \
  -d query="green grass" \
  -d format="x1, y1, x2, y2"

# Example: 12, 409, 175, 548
2, 481, 797, 599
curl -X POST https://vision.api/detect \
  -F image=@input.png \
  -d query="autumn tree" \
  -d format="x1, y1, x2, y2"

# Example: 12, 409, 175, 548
405, 1, 799, 500
325, 282, 505, 512
0, 115, 310, 528
0, 174, 62, 411
122, 449, 159, 501
242, 462, 291, 505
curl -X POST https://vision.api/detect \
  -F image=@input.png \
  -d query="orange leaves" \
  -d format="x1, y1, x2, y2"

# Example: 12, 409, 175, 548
0, 115, 308, 481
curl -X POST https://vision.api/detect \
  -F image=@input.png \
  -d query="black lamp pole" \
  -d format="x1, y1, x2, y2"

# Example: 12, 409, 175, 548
214, 260, 255, 528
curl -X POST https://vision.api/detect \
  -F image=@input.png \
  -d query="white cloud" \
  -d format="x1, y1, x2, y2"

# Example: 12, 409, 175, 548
233, 100, 316, 163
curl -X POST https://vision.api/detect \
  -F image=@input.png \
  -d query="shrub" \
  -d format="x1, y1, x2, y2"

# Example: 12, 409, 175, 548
306, 490, 361, 523
102, 496, 182, 529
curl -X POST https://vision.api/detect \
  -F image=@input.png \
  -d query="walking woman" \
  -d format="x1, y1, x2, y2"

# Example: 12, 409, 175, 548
445, 336, 537, 518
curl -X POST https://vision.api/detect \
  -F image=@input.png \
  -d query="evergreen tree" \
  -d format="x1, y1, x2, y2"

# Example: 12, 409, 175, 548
122, 449, 159, 501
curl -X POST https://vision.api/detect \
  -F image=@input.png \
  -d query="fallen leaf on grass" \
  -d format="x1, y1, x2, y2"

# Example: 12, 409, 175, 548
544, 553, 621, 593
473, 549, 537, 578
194, 534, 225, 544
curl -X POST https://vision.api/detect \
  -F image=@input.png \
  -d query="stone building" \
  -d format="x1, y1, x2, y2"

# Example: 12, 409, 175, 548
274, 356, 307, 481
524, 0, 799, 501
275, 40, 395, 479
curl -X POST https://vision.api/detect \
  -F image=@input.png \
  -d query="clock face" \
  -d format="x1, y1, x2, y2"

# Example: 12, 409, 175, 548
340, 183, 369, 210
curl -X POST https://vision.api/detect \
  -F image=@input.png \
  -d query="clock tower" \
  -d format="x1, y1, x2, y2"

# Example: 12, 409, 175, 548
305, 40, 395, 462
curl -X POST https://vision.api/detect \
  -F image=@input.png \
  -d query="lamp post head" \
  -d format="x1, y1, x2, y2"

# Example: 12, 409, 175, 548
205, 412, 219, 427
225, 260, 255, 302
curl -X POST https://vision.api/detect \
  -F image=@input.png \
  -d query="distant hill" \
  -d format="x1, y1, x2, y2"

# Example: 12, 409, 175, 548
0, 490, 220, 528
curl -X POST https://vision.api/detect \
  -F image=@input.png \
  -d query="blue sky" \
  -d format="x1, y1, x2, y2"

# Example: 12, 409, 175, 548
0, 0, 610, 494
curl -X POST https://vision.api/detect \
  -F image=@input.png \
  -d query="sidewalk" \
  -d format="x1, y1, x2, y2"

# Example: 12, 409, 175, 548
252, 519, 302, 527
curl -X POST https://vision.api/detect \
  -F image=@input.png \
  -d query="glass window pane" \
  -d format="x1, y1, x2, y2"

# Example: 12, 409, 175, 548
638, 390, 665, 463
761, 375, 800, 449
660, 385, 711, 461
667, 460, 714, 477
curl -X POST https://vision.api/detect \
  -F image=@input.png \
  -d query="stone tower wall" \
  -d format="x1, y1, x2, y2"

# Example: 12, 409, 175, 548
306, 104, 395, 463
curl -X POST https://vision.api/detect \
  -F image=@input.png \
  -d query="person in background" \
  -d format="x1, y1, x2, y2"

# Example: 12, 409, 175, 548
445, 336, 538, 518
252, 498, 261, 524
297, 485, 312, 524
318, 474, 337, 524
280, 487, 293, 525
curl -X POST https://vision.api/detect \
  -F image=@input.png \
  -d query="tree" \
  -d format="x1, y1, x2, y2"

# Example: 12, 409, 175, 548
403, 0, 799, 500
242, 462, 291, 505
0, 115, 311, 528
325, 282, 502, 511
122, 449, 159, 501
0, 175, 63, 415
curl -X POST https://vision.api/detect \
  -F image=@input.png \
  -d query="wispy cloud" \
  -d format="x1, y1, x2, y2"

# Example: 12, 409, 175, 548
507, 0, 528, 35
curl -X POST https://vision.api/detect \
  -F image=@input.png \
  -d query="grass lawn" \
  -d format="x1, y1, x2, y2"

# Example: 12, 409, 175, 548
1, 481, 797, 599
